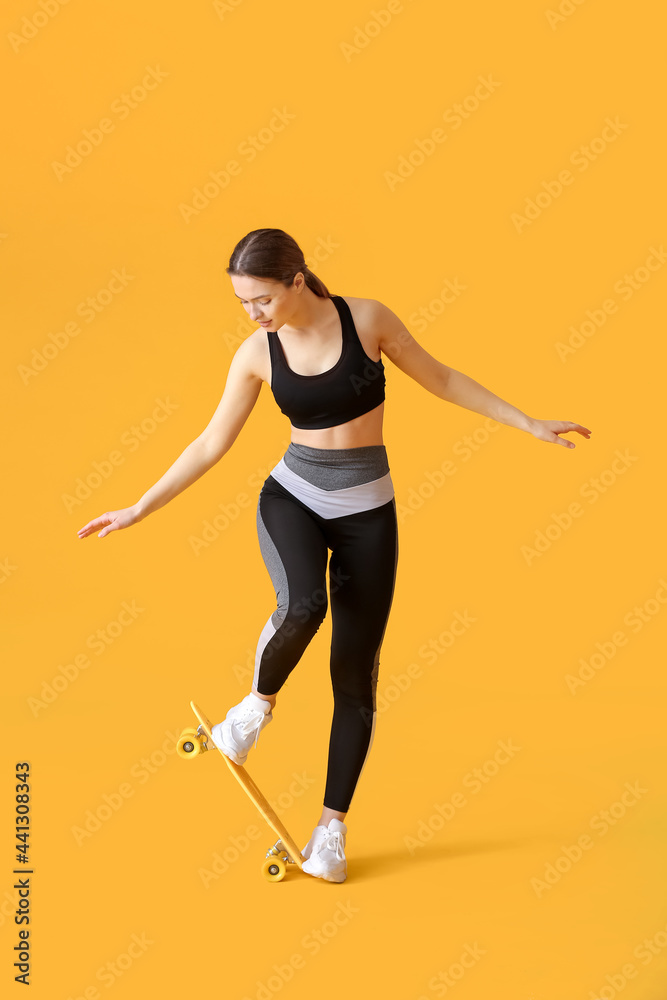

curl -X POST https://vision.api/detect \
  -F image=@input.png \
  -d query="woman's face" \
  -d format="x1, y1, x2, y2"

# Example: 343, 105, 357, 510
231, 274, 303, 331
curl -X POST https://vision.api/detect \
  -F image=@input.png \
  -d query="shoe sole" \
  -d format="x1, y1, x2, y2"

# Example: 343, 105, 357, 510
210, 715, 271, 766
306, 870, 347, 883
302, 862, 347, 883
210, 735, 248, 766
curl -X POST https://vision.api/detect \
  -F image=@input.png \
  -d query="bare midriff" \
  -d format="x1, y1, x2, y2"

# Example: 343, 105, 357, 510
288, 402, 385, 450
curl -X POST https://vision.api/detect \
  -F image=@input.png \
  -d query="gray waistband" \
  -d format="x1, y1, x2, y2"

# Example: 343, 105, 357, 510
282, 442, 390, 490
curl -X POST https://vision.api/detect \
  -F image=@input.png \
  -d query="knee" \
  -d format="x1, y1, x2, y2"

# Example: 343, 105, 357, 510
331, 672, 374, 710
331, 686, 376, 732
286, 589, 328, 634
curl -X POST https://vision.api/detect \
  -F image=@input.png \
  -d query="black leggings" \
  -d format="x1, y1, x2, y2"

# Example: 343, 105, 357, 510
253, 443, 399, 813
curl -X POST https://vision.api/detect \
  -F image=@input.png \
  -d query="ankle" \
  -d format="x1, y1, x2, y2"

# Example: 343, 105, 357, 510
317, 809, 347, 828
251, 687, 276, 710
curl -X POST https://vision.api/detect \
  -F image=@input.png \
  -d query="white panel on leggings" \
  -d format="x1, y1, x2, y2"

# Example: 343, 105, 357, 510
268, 459, 394, 519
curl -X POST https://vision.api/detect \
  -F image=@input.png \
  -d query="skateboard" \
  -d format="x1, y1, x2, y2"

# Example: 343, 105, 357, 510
177, 700, 305, 882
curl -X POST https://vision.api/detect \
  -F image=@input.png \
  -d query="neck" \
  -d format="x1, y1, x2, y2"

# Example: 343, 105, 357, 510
282, 291, 334, 335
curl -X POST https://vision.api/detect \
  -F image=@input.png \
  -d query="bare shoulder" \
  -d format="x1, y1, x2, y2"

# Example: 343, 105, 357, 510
231, 327, 271, 383
341, 295, 381, 320
343, 295, 403, 329
342, 296, 410, 358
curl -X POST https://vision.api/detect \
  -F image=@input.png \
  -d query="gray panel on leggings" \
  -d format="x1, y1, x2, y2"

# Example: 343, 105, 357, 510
256, 504, 289, 628
253, 504, 290, 689
283, 442, 389, 490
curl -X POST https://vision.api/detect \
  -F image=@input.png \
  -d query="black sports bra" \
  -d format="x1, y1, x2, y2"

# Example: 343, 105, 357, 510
266, 295, 385, 430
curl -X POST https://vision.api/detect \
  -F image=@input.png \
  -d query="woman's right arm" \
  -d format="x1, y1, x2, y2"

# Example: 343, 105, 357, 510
77, 335, 264, 539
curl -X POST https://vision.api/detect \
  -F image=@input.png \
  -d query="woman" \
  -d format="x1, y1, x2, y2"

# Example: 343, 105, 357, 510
77, 228, 591, 883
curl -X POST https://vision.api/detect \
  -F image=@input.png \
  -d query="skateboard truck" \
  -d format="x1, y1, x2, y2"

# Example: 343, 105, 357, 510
178, 725, 210, 757
178, 702, 306, 882
264, 840, 298, 881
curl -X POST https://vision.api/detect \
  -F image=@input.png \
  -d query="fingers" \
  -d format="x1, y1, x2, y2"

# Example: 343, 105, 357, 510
77, 521, 99, 537
555, 421, 592, 447
545, 421, 591, 448
549, 421, 591, 433
97, 517, 117, 539
77, 514, 112, 539
540, 428, 575, 448
569, 423, 592, 436
552, 429, 576, 449
559, 422, 591, 436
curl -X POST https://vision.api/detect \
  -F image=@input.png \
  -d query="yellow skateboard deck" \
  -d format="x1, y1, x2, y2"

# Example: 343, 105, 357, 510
177, 700, 305, 881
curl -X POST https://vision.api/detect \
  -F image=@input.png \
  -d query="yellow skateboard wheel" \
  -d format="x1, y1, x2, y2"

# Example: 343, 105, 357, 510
262, 857, 286, 882
177, 728, 204, 759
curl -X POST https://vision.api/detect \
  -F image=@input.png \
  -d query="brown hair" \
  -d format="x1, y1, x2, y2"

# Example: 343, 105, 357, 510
225, 228, 332, 298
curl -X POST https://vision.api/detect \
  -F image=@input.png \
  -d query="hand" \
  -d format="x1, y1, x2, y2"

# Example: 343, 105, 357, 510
77, 505, 144, 539
529, 419, 592, 449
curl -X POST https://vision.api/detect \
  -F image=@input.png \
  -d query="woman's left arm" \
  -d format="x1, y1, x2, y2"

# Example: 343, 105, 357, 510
371, 300, 591, 450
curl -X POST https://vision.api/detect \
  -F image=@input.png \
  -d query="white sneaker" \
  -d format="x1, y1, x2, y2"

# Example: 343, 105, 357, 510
210, 692, 273, 765
301, 819, 347, 882
301, 825, 329, 861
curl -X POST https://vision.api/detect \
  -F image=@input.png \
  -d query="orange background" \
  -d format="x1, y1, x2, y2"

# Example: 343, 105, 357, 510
2, 1, 666, 998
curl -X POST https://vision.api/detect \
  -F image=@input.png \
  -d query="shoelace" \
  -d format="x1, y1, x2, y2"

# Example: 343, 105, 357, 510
234, 709, 267, 749
318, 831, 346, 862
